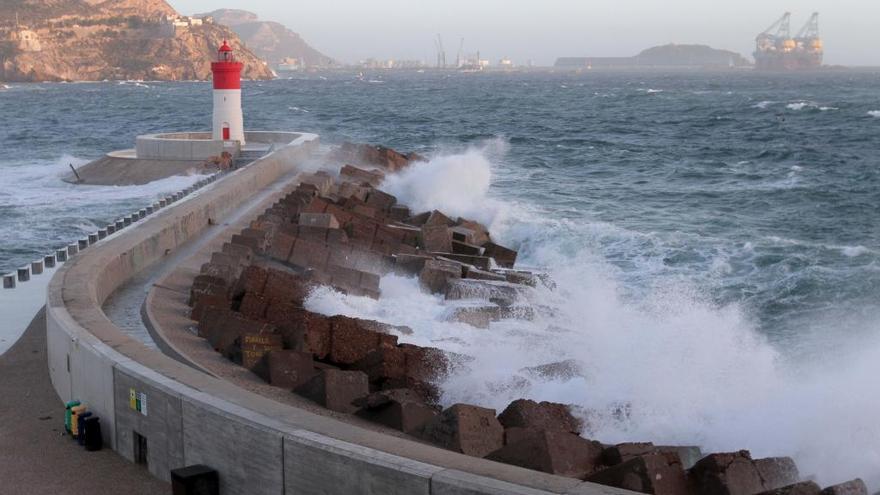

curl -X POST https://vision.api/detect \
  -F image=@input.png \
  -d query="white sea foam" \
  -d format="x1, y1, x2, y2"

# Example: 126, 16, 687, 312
310, 144, 880, 488
753, 100, 774, 109
787, 101, 814, 111
868, 110, 880, 118
840, 245, 869, 257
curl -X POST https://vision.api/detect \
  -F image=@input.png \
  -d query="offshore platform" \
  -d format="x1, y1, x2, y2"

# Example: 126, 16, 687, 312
754, 12, 823, 70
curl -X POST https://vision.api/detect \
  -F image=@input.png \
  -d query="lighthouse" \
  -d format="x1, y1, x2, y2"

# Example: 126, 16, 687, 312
211, 40, 245, 144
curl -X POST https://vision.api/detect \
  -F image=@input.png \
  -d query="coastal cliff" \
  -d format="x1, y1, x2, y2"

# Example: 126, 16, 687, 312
0, 0, 274, 82
198, 9, 335, 68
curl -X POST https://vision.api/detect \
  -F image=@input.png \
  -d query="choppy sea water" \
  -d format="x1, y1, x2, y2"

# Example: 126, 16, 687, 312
1, 71, 879, 485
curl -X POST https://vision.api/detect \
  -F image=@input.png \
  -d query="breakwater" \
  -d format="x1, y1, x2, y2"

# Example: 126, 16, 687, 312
179, 143, 868, 495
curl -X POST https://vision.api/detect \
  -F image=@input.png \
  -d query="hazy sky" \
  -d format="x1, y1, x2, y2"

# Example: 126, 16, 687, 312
170, 1, 879, 66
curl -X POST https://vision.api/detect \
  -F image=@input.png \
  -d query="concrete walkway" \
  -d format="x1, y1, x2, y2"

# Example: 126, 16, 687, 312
0, 308, 169, 494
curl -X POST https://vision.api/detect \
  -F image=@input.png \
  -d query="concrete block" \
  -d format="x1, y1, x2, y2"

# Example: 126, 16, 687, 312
31, 260, 44, 275
284, 429, 439, 495
129, 214, 139, 224
139, 209, 147, 219
159, 199, 167, 207
107, 224, 116, 235
67, 244, 78, 256
97, 229, 107, 240
88, 233, 99, 244
76, 239, 88, 251
43, 254, 56, 268
56, 249, 68, 262
17, 267, 30, 282
123, 217, 132, 227
116, 220, 125, 230
3, 273, 15, 288
431, 469, 557, 495
146, 206, 154, 214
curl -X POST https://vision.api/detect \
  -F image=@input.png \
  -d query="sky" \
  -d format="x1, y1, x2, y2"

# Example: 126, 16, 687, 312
170, 1, 880, 66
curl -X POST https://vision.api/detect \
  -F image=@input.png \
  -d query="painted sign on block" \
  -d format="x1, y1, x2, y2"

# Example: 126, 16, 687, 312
129, 388, 148, 416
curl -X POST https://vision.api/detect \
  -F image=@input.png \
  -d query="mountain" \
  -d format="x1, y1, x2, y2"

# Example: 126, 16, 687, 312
0, 0, 274, 82
556, 44, 751, 69
197, 9, 335, 68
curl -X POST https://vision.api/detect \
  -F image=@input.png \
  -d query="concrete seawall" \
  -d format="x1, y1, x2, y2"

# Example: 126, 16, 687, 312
45, 133, 629, 495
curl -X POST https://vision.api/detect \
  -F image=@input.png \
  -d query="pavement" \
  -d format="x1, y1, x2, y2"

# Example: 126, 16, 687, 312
0, 308, 169, 494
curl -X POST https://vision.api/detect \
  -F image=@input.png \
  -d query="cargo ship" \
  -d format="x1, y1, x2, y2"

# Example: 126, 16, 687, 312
754, 12, 823, 71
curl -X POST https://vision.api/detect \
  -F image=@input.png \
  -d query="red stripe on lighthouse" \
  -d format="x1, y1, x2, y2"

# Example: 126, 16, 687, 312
212, 61, 243, 90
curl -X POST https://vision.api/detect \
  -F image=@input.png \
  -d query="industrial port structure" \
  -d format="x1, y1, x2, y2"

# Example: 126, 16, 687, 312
754, 12, 823, 70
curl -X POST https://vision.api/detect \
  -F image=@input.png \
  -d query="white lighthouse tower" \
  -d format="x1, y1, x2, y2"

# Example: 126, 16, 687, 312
211, 40, 245, 144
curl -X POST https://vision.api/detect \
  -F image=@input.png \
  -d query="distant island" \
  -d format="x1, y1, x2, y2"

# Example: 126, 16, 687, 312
556, 44, 752, 69
196, 9, 336, 70
0, 0, 274, 82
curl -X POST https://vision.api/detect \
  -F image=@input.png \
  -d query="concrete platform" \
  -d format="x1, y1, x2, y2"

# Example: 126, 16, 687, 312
65, 154, 210, 186
0, 308, 169, 494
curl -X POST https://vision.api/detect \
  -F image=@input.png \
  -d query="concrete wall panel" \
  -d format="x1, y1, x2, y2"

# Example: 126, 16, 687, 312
284, 430, 440, 495
181, 397, 284, 495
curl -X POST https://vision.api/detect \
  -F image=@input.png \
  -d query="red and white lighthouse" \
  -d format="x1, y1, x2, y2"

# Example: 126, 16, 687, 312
211, 40, 245, 144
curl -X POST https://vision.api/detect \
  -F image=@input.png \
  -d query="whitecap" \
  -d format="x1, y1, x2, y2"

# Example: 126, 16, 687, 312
841, 246, 869, 257
868, 110, 880, 118
753, 100, 774, 109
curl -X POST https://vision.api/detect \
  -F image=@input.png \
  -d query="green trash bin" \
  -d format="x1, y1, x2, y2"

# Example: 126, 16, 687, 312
65, 400, 81, 435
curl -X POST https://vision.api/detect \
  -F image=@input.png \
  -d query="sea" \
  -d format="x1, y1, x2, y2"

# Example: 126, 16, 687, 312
1, 70, 878, 485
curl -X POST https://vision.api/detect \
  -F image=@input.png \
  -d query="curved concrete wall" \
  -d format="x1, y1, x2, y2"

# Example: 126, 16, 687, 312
135, 131, 303, 161
46, 133, 625, 495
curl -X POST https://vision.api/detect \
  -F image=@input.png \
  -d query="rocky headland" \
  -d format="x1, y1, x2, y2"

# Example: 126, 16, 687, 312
0, 0, 273, 82
186, 142, 869, 495
197, 9, 335, 68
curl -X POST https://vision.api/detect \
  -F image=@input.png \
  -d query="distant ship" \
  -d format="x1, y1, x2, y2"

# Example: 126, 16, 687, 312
754, 12, 823, 71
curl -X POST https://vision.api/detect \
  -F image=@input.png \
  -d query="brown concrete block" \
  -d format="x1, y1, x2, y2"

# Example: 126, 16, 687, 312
757, 482, 822, 495
237, 265, 269, 296
587, 452, 690, 495
820, 480, 868, 495
222, 242, 254, 264
239, 333, 283, 369
253, 350, 316, 389
489, 430, 605, 479
690, 451, 766, 495
263, 269, 310, 306
419, 259, 462, 294
452, 240, 483, 256
354, 389, 440, 434
299, 212, 340, 229
304, 196, 330, 214
463, 266, 506, 282
389, 204, 411, 221
393, 254, 433, 276
239, 293, 269, 320
497, 399, 583, 434
365, 189, 397, 212
231, 234, 260, 252
421, 224, 453, 253
418, 404, 504, 457
352, 347, 407, 382
268, 232, 297, 262
294, 369, 370, 413
328, 316, 398, 366
455, 219, 491, 246
484, 242, 518, 268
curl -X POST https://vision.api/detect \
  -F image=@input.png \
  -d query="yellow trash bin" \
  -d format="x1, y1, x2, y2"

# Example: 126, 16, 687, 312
70, 405, 87, 438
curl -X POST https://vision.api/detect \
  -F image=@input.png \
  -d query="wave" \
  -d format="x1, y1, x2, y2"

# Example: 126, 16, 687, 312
312, 144, 880, 488
868, 111, 880, 118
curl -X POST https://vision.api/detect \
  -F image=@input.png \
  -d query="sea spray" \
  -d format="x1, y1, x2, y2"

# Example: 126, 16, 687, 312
306, 144, 880, 488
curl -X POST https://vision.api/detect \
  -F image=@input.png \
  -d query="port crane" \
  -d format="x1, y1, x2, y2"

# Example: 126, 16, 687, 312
794, 12, 822, 51
756, 12, 791, 52
435, 35, 447, 69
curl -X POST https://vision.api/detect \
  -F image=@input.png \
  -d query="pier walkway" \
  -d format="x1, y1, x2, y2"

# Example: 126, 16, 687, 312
0, 308, 168, 494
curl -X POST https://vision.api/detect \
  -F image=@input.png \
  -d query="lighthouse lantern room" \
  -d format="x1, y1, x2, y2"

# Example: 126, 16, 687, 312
211, 40, 245, 144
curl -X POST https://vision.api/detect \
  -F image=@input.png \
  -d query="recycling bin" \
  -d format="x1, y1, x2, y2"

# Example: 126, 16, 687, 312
83, 417, 103, 452
65, 400, 81, 434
